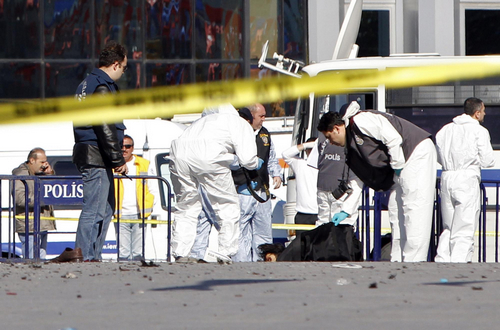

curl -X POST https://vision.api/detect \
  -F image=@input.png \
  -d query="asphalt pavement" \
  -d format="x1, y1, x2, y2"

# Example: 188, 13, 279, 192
1, 260, 499, 330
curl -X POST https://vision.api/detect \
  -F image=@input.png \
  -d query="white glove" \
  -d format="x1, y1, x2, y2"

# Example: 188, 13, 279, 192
302, 142, 316, 149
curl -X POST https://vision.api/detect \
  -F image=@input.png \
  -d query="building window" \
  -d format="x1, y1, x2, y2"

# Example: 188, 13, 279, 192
356, 10, 390, 57
465, 9, 500, 55
0, 1, 41, 59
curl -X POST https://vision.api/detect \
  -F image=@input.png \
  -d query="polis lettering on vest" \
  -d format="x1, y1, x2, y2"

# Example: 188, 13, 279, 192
324, 153, 341, 161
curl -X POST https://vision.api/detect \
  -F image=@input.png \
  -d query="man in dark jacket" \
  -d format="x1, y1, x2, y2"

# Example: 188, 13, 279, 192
73, 41, 128, 261
231, 103, 283, 262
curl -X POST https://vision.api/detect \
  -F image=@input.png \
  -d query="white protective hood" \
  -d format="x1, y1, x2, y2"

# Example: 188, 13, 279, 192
452, 113, 478, 126
201, 103, 238, 117
342, 101, 361, 126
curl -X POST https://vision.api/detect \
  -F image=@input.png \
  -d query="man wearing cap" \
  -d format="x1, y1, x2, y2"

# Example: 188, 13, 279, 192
232, 103, 283, 262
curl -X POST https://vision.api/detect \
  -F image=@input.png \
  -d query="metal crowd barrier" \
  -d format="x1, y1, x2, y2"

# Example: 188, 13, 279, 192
478, 180, 500, 263
114, 175, 173, 261
4, 173, 500, 263
0, 174, 173, 261
360, 178, 500, 262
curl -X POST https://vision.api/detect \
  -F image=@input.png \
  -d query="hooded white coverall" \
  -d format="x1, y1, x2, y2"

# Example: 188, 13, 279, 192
435, 113, 494, 262
169, 105, 259, 258
343, 103, 437, 262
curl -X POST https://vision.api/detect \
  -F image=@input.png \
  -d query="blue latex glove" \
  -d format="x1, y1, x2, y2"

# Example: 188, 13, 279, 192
256, 158, 264, 170
331, 211, 349, 226
250, 181, 258, 189
394, 168, 402, 176
237, 184, 251, 195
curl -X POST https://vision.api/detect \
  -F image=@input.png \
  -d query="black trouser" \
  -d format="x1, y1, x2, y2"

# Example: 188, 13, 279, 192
294, 212, 318, 236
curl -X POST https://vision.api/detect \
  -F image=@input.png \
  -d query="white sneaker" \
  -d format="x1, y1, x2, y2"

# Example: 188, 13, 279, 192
175, 256, 198, 264
206, 250, 232, 264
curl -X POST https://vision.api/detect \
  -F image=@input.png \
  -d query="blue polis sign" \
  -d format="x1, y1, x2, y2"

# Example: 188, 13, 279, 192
42, 178, 83, 205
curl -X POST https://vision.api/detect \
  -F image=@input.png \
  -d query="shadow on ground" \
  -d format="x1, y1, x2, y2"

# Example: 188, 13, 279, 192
151, 278, 299, 291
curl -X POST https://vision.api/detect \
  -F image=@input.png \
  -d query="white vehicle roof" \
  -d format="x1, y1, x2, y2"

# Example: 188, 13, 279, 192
302, 55, 500, 77
123, 118, 186, 150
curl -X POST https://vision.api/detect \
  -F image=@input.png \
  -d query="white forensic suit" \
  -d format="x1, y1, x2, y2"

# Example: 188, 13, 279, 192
169, 105, 259, 259
282, 143, 319, 223
435, 113, 495, 262
343, 102, 437, 262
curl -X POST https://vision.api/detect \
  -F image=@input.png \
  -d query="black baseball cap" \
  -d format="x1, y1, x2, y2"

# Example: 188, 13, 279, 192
238, 107, 253, 124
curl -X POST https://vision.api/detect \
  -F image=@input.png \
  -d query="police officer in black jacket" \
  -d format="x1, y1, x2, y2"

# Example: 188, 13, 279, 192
73, 41, 128, 262
232, 104, 283, 262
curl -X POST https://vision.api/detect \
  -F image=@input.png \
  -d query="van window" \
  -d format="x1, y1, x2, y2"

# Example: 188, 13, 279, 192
155, 153, 176, 211
51, 160, 79, 176
311, 92, 376, 138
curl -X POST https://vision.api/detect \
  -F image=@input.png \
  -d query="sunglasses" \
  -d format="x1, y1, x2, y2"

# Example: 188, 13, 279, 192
117, 62, 128, 72
123, 144, 133, 149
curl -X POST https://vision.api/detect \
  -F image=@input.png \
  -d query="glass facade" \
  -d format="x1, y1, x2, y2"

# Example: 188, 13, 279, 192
0, 0, 41, 59
0, 0, 307, 117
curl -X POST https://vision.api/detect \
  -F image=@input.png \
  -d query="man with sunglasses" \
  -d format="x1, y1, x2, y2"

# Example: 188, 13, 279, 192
114, 135, 158, 261
73, 41, 128, 261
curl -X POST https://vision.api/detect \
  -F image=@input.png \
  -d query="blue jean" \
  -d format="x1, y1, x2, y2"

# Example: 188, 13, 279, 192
115, 214, 145, 261
232, 191, 273, 262
75, 166, 114, 261
18, 232, 48, 259
190, 209, 214, 260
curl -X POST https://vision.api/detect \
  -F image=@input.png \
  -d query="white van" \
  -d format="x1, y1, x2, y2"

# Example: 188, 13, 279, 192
0, 118, 186, 261
258, 0, 500, 260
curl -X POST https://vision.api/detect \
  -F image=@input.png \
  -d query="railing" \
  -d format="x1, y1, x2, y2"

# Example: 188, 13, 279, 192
0, 174, 173, 261
114, 175, 173, 261
362, 178, 500, 262
4, 173, 500, 263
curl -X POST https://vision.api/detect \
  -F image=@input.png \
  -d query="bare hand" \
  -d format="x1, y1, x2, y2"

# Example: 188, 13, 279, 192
273, 176, 282, 189
42, 163, 54, 175
114, 164, 128, 175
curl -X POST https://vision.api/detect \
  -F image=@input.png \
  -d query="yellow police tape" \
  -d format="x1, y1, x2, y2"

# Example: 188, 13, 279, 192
13, 216, 168, 225
2, 58, 500, 125
15, 216, 316, 229
9, 216, 499, 236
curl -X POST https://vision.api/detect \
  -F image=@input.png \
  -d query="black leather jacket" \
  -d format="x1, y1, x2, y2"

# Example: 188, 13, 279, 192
73, 71, 125, 169
73, 123, 125, 169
